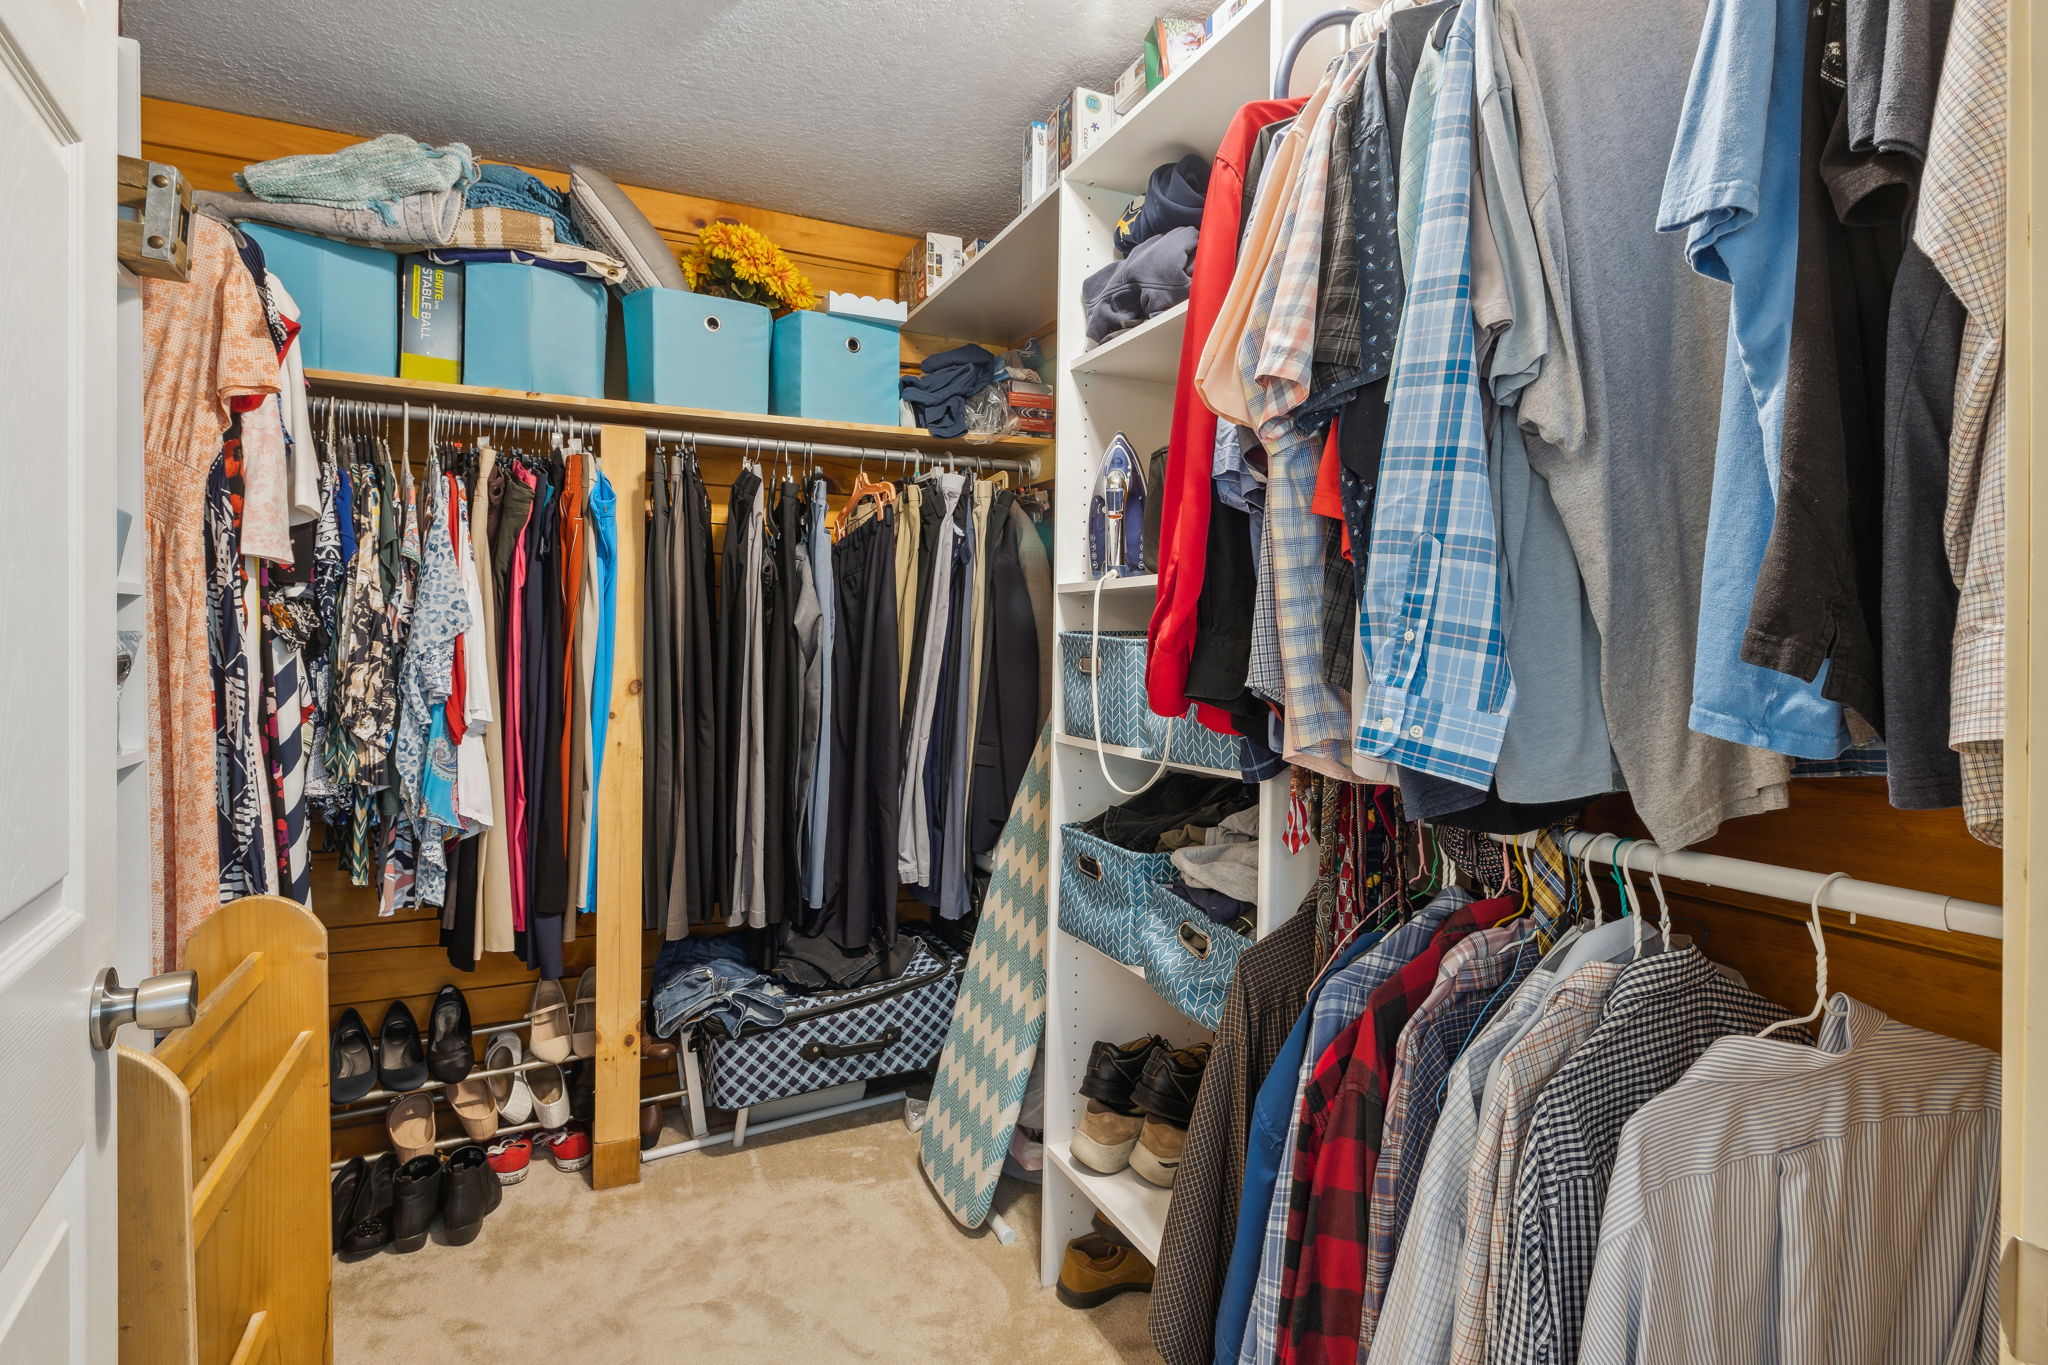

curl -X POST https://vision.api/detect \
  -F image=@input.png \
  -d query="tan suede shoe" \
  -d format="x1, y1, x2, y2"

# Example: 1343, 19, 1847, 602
1130, 1115, 1187, 1188
1056, 1232, 1155, 1308
1071, 1100, 1144, 1174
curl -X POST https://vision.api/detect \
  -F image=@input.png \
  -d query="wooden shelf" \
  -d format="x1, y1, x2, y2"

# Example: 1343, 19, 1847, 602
1047, 1141, 1172, 1265
304, 370, 1051, 460
1065, 0, 1274, 195
904, 190, 1060, 346
1073, 303, 1188, 382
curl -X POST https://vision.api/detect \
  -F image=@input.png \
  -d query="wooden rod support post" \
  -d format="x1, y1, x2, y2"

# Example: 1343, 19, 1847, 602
592, 424, 649, 1190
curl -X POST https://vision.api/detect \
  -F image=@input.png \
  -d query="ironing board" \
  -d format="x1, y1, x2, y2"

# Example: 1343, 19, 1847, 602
919, 725, 1052, 1228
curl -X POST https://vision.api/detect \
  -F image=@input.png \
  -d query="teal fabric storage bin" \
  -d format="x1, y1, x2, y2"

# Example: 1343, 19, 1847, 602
464, 263, 607, 397
771, 311, 900, 425
620, 288, 770, 413
239, 223, 398, 376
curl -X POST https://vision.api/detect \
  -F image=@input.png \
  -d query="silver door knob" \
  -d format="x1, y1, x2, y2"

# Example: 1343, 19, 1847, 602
88, 966, 197, 1050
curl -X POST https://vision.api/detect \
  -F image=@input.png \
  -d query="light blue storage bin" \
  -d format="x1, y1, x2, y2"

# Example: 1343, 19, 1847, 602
620, 288, 770, 413
770, 311, 900, 425
463, 263, 607, 398
239, 223, 398, 376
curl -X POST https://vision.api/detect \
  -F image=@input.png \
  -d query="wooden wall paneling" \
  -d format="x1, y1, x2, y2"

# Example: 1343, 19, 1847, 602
139, 98, 916, 308
117, 1048, 197, 1365
592, 423, 649, 1190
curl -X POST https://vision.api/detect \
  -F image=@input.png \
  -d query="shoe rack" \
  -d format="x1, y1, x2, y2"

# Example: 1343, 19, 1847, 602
1037, 0, 1333, 1282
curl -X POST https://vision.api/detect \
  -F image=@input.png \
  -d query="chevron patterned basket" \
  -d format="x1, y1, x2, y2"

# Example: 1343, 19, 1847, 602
1058, 629, 1241, 770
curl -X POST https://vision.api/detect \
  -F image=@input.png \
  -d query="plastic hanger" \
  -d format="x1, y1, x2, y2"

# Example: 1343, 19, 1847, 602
1760, 871, 1848, 1040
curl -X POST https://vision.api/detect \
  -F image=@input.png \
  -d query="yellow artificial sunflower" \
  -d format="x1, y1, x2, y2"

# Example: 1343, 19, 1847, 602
681, 221, 817, 313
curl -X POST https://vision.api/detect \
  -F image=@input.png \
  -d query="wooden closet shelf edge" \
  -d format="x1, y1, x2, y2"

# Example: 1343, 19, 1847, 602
305, 370, 1051, 458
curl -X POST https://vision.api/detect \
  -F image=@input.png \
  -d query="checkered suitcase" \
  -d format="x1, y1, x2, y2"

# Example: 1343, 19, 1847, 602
698, 930, 968, 1110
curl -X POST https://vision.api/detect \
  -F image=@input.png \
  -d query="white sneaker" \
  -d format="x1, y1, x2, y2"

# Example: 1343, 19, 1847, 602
528, 1062, 571, 1129
486, 1033, 534, 1124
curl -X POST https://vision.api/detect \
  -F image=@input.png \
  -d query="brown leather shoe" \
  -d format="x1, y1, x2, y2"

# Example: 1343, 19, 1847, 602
1056, 1232, 1154, 1308
640, 1101, 664, 1150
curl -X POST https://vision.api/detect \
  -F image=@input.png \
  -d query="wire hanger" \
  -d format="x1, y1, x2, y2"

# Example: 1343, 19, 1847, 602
1760, 871, 1849, 1040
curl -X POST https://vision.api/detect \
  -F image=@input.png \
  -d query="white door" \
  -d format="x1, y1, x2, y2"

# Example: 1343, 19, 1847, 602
0, 0, 125, 1359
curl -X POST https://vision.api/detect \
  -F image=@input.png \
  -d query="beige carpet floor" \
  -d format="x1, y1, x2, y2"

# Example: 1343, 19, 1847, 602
335, 1106, 1164, 1364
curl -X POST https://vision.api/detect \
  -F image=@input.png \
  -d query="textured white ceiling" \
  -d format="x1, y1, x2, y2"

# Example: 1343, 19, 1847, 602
126, 0, 1213, 239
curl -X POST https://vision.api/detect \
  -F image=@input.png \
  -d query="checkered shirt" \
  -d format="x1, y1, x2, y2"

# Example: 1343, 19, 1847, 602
1356, 9, 1516, 788
1279, 896, 1516, 1364
1240, 893, 1471, 1364
1493, 950, 1792, 1365
1917, 0, 2007, 845
1358, 923, 1539, 1350
1367, 965, 1553, 1365
1241, 57, 1371, 778
1445, 962, 1620, 1365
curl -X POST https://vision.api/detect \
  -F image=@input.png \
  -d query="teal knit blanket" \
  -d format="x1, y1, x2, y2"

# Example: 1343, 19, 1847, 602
237, 133, 477, 226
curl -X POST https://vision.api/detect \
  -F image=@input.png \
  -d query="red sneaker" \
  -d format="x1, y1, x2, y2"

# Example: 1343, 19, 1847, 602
487, 1135, 532, 1185
545, 1122, 592, 1172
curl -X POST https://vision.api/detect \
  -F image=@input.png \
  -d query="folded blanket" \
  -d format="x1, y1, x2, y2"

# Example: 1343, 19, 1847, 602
195, 187, 465, 246
424, 244, 628, 285
447, 207, 556, 251
466, 163, 586, 247
236, 133, 477, 225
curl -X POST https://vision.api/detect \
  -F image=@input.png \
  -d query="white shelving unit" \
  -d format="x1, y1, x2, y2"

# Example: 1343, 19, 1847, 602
1038, 0, 1327, 1281
904, 190, 1061, 345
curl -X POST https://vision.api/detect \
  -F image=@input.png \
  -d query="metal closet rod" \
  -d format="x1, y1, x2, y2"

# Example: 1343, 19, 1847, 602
641, 425, 1036, 474
303, 396, 1038, 474
1489, 828, 2004, 940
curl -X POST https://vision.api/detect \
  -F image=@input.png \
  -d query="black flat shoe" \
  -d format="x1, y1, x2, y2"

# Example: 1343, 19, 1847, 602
390, 1154, 443, 1253
567, 1059, 595, 1125
439, 1144, 494, 1245
337, 1153, 399, 1259
331, 1008, 377, 1104
376, 1001, 430, 1094
1079, 1035, 1165, 1114
330, 1156, 366, 1252
425, 984, 474, 1084
1131, 1041, 1210, 1128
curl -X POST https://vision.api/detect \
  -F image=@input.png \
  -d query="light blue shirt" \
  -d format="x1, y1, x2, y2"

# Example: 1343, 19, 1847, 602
580, 464, 617, 911
1658, 0, 1851, 758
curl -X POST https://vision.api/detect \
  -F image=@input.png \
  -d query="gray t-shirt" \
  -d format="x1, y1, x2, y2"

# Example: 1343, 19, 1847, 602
1502, 0, 1791, 847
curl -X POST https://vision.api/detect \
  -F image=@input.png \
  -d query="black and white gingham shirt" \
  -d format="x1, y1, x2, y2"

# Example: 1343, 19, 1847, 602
1493, 947, 1790, 1365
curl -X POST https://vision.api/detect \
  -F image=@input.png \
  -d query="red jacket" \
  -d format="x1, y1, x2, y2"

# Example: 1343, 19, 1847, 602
1146, 97, 1308, 728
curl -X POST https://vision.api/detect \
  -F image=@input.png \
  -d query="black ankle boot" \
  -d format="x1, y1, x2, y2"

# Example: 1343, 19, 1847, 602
440, 1144, 494, 1246
390, 1154, 443, 1253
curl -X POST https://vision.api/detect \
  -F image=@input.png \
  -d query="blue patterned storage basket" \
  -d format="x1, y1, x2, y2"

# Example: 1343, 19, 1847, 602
1057, 823, 1173, 966
1059, 630, 1241, 770
1137, 886, 1253, 1029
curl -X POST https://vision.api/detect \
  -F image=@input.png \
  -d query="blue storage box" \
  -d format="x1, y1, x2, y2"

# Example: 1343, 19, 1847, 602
239, 224, 398, 376
463, 263, 607, 397
771, 310, 900, 425
620, 288, 770, 412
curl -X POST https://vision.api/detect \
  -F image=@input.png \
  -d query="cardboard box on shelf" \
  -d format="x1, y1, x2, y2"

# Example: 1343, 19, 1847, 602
1208, 0, 1257, 35
1113, 54, 1148, 113
897, 232, 967, 308
399, 259, 462, 383
1020, 119, 1053, 210
1057, 88, 1120, 168
1142, 18, 1207, 87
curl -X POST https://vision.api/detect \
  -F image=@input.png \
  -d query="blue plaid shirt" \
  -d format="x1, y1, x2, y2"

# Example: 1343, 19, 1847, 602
1238, 890, 1470, 1365
1357, 8, 1516, 789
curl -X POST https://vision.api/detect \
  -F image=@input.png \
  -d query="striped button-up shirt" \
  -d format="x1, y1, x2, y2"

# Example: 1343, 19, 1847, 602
1356, 6, 1516, 789
1917, 0, 2007, 846
1494, 949, 1791, 1365
1240, 893, 1470, 1365
1579, 997, 2001, 1364
1366, 967, 1552, 1365
1357, 924, 1538, 1350
1445, 961, 1619, 1365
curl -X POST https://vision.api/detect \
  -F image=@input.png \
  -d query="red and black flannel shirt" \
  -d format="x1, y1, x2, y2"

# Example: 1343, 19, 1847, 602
1276, 896, 1517, 1364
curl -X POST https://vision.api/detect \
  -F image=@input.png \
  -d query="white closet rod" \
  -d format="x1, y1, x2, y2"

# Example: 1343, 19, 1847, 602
640, 425, 1037, 474
1490, 828, 2004, 939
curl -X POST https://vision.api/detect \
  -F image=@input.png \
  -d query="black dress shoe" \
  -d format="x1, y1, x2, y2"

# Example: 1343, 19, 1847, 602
568, 1059, 595, 1125
1078, 1035, 1165, 1114
375, 1001, 430, 1094
331, 1009, 377, 1104
425, 984, 475, 1084
390, 1155, 443, 1253
338, 1153, 399, 1258
440, 1144, 494, 1245
330, 1156, 366, 1252
1132, 1041, 1210, 1128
